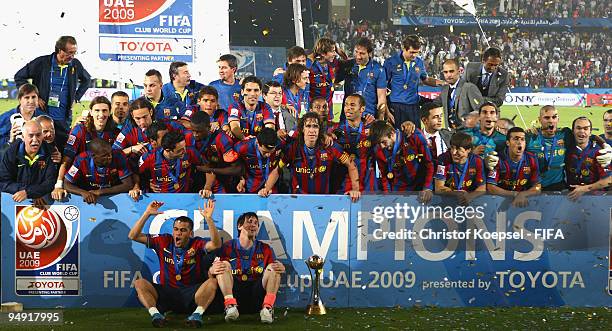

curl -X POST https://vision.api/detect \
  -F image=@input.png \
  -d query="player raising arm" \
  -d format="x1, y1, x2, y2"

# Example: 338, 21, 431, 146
128, 199, 221, 328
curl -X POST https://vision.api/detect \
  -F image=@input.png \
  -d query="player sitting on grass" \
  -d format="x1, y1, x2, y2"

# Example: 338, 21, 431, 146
128, 199, 221, 328
208, 212, 285, 324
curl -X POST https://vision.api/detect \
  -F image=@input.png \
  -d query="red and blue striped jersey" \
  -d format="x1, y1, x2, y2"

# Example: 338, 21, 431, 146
565, 142, 609, 186
282, 87, 310, 115
65, 150, 131, 190
64, 123, 119, 159
280, 141, 349, 194
330, 120, 376, 192
138, 147, 203, 193
309, 58, 340, 121
185, 130, 218, 157
434, 152, 485, 191
181, 106, 229, 129
487, 152, 540, 191
234, 137, 280, 193
220, 239, 275, 283
204, 131, 239, 193
228, 101, 275, 137
112, 120, 185, 151
146, 234, 210, 288
374, 129, 434, 192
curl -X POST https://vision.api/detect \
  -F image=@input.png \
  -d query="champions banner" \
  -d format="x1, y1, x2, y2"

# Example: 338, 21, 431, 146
1, 193, 610, 308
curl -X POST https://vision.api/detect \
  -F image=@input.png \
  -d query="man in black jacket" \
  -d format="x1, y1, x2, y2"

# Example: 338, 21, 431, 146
14, 36, 91, 152
0, 121, 58, 205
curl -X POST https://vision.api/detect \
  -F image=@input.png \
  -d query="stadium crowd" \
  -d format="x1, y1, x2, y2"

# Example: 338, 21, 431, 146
0, 33, 611, 327
324, 19, 612, 88
393, 0, 612, 18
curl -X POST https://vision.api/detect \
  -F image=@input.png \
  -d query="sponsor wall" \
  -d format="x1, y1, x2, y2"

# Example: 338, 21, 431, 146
392, 16, 612, 28
0, 0, 229, 84
333, 91, 592, 106
1, 193, 610, 308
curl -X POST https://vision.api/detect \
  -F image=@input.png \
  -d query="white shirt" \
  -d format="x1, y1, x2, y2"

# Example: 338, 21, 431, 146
272, 106, 286, 130
423, 130, 447, 157
480, 65, 492, 85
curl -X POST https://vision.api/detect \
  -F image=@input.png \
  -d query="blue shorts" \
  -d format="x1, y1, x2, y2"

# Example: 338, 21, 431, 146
153, 282, 201, 314
389, 102, 420, 129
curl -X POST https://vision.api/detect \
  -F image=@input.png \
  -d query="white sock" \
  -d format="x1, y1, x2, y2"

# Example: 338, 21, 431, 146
194, 306, 205, 314
148, 307, 160, 316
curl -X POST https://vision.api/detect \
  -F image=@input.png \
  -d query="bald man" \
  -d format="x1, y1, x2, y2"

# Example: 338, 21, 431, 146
0, 120, 58, 203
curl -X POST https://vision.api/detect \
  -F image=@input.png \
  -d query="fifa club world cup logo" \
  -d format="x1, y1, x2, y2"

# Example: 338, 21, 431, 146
15, 206, 67, 269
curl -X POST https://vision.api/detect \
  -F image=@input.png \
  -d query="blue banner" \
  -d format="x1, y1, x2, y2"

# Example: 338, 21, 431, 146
395, 16, 612, 28
1, 193, 611, 308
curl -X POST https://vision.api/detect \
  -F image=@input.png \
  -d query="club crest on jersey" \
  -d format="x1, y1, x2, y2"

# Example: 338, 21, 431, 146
67, 134, 76, 146
164, 108, 171, 117
320, 152, 328, 161
436, 165, 445, 176
68, 165, 79, 177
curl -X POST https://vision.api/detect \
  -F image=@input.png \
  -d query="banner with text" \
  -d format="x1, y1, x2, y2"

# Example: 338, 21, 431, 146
0, 0, 229, 84
393, 16, 612, 28
1, 193, 610, 308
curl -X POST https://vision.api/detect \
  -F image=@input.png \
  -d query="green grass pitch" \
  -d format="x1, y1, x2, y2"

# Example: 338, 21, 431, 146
0, 307, 610, 330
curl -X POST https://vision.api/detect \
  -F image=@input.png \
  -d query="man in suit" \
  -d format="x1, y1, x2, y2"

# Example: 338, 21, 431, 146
463, 47, 509, 107
263, 81, 297, 135
420, 102, 453, 164
436, 58, 482, 129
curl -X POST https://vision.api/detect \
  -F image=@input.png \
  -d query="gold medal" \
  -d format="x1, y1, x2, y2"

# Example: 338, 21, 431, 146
581, 169, 589, 176
176, 274, 181, 281
242, 274, 248, 281
173, 183, 180, 190
387, 172, 394, 179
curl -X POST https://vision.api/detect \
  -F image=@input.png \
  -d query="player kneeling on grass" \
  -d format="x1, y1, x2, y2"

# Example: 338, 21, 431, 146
487, 127, 541, 207
128, 199, 221, 328
209, 212, 284, 324
434, 132, 486, 205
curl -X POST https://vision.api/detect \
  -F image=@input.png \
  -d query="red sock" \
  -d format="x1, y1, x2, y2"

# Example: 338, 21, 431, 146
224, 297, 237, 307
263, 293, 276, 309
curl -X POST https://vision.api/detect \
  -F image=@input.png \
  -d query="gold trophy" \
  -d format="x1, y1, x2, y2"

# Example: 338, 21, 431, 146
305, 254, 326, 315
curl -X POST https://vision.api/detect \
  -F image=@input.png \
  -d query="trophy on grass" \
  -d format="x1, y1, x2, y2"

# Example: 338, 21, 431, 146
305, 254, 326, 315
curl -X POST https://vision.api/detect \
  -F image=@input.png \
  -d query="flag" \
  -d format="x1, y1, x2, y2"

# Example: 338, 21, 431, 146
452, 0, 477, 16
